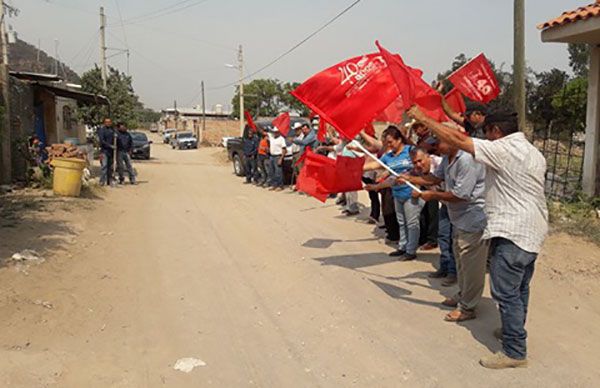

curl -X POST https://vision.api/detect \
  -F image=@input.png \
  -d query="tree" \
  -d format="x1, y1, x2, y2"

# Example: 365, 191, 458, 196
231, 78, 311, 118
528, 68, 569, 128
568, 43, 589, 79
79, 65, 143, 128
552, 77, 587, 134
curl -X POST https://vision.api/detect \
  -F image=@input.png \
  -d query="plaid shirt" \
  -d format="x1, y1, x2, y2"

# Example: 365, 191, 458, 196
473, 132, 548, 253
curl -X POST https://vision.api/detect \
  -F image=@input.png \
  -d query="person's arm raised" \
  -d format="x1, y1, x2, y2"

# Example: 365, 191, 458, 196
408, 105, 475, 156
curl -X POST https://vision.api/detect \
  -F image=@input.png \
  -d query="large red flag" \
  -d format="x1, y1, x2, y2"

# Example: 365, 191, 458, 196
272, 112, 291, 136
444, 88, 467, 113
244, 111, 257, 131
448, 53, 500, 104
332, 156, 365, 193
291, 53, 399, 140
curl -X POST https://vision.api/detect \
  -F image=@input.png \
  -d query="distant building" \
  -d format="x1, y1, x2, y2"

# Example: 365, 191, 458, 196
160, 105, 232, 132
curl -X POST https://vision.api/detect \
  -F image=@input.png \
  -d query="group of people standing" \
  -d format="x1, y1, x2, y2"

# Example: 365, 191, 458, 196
234, 97, 548, 369
97, 118, 137, 186
241, 121, 318, 190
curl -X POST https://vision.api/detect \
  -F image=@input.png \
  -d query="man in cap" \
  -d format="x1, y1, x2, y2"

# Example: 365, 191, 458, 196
268, 126, 287, 191
408, 106, 548, 369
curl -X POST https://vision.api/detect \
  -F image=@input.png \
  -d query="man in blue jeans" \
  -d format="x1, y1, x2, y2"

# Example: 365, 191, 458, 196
434, 204, 457, 286
409, 107, 548, 369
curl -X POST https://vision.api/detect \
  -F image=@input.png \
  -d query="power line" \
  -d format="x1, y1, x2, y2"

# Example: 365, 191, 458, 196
113, 0, 129, 49
208, 0, 363, 91
109, 0, 210, 26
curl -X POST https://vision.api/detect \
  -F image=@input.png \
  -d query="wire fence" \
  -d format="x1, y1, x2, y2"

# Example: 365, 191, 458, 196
530, 84, 587, 200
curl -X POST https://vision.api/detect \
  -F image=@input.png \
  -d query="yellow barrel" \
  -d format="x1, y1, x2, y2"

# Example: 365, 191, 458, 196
51, 157, 86, 197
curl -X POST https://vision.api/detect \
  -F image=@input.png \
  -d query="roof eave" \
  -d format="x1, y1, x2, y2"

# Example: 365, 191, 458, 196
541, 15, 600, 43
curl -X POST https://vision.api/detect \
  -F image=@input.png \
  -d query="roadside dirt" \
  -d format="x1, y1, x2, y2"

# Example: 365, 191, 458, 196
0, 140, 598, 387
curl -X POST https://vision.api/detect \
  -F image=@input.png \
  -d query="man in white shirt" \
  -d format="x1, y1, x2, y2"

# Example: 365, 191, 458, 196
268, 128, 287, 191
408, 107, 548, 370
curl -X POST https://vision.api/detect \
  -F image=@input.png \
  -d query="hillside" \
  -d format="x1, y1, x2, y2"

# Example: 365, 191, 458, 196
8, 38, 80, 83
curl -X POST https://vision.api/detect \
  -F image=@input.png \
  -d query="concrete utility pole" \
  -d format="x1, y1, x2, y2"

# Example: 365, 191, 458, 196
514, 0, 527, 131
53, 38, 58, 75
238, 44, 244, 137
99, 6, 107, 90
0, 0, 11, 183
201, 80, 206, 144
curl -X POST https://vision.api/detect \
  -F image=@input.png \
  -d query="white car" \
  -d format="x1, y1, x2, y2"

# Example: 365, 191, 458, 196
163, 128, 176, 143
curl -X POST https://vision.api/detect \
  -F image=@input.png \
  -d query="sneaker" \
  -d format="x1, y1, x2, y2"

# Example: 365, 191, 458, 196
388, 250, 406, 257
428, 269, 447, 279
479, 352, 528, 369
400, 253, 417, 262
442, 275, 457, 287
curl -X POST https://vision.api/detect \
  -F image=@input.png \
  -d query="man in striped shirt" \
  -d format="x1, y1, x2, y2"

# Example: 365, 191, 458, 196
408, 107, 548, 370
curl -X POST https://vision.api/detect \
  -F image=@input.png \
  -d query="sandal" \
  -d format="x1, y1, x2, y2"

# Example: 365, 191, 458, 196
444, 309, 476, 322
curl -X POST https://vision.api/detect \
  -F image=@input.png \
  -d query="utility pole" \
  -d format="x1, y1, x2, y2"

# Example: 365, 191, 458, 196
126, 49, 130, 76
36, 38, 40, 65
238, 44, 244, 137
0, 0, 11, 183
514, 0, 526, 131
53, 38, 58, 75
99, 6, 107, 90
201, 80, 206, 145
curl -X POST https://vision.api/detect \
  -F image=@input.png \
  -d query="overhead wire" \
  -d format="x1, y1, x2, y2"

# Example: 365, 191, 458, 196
109, 0, 210, 26
208, 0, 363, 91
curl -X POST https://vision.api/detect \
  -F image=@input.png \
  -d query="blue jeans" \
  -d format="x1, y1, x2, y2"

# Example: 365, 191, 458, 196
100, 149, 114, 185
438, 205, 457, 275
268, 155, 283, 187
117, 151, 135, 183
394, 197, 424, 255
489, 238, 537, 360
244, 156, 256, 183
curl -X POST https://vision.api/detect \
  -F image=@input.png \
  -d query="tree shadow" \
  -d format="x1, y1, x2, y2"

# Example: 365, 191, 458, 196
0, 193, 87, 267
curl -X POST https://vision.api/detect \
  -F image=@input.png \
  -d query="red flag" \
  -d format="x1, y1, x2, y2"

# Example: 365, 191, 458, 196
317, 117, 328, 142
296, 149, 365, 202
376, 97, 404, 123
244, 111, 257, 131
291, 53, 399, 140
376, 41, 415, 111
444, 88, 466, 113
296, 150, 336, 202
272, 112, 291, 136
448, 53, 500, 104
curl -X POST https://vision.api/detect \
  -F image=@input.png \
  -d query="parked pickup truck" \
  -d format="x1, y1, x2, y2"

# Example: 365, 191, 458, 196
227, 117, 309, 176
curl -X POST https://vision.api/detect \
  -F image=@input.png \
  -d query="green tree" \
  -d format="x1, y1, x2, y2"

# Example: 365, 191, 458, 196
79, 65, 142, 128
568, 43, 589, 78
281, 82, 310, 117
231, 79, 283, 118
552, 77, 587, 134
528, 68, 569, 128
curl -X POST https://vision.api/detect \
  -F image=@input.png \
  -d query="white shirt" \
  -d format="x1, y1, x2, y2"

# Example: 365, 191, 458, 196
473, 132, 548, 253
268, 134, 287, 156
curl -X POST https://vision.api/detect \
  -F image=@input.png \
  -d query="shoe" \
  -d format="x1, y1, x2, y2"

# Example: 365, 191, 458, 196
419, 242, 438, 251
479, 352, 528, 369
345, 210, 360, 216
442, 275, 457, 287
335, 198, 347, 206
493, 328, 503, 341
130, 181, 137, 185
274, 187, 284, 192
400, 253, 417, 262
367, 217, 378, 225
444, 308, 476, 322
388, 250, 406, 257
428, 269, 447, 279
441, 297, 458, 307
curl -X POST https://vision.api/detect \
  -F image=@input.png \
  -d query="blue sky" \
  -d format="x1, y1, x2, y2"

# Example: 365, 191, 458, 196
11, 0, 586, 110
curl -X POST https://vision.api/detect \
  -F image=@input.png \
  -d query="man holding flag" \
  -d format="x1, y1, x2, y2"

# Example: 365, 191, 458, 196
408, 106, 548, 369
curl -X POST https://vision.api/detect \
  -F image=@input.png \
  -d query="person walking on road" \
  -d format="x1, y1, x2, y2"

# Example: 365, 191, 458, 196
116, 123, 136, 185
409, 106, 548, 369
98, 118, 116, 186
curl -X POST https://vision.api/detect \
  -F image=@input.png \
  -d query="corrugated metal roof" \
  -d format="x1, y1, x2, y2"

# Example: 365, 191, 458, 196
538, 1, 600, 30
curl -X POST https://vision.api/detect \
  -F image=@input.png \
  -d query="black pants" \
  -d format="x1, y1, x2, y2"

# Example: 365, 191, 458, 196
282, 158, 294, 186
362, 177, 381, 220
381, 188, 399, 241
419, 200, 439, 245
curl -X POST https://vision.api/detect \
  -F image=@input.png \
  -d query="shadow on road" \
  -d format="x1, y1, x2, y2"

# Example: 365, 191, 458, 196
302, 237, 378, 249
313, 252, 397, 269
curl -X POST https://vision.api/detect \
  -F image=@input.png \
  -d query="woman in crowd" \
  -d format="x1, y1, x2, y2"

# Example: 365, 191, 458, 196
364, 126, 423, 261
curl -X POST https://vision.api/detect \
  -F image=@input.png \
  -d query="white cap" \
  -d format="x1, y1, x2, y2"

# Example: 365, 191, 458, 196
292, 122, 304, 130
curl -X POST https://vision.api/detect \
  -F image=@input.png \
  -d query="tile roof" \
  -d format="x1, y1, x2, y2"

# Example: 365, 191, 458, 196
538, 1, 600, 30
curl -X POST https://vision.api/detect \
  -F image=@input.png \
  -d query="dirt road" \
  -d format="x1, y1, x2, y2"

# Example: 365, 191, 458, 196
1, 138, 599, 387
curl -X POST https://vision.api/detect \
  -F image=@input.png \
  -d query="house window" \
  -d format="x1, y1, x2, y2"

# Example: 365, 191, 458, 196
63, 106, 72, 132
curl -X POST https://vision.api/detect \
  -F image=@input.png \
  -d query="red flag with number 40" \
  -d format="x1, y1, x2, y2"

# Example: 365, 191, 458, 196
291, 53, 399, 140
448, 53, 500, 104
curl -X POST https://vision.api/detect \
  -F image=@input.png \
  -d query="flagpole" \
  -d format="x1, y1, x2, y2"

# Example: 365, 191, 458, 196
353, 142, 422, 193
